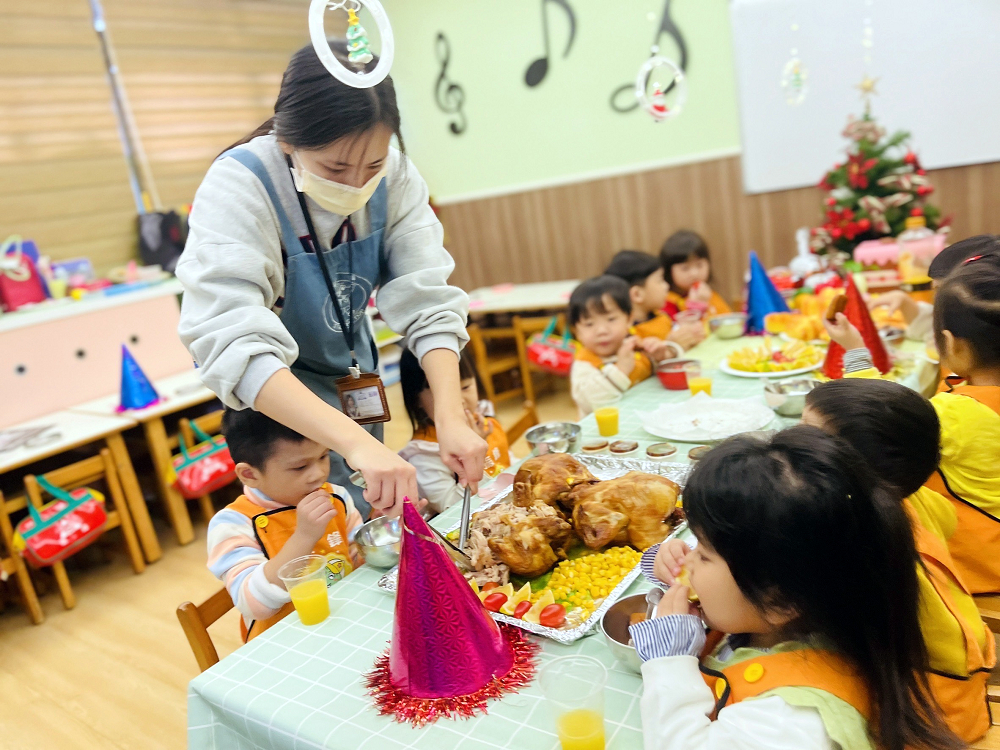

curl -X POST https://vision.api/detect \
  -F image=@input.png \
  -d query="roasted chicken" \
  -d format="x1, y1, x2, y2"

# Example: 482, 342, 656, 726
513, 454, 596, 510
570, 472, 679, 551
487, 510, 574, 577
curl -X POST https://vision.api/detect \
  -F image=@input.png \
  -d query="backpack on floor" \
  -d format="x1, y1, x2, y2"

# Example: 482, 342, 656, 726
14, 478, 108, 568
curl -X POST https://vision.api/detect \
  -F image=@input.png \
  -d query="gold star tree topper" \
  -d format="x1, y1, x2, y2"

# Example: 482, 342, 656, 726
856, 74, 880, 112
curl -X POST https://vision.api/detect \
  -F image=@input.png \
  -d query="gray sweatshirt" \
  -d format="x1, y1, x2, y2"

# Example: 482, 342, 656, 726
175, 134, 469, 409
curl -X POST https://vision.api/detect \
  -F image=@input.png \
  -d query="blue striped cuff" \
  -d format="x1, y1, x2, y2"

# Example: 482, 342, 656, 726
629, 614, 706, 662
843, 348, 874, 373
640, 544, 663, 586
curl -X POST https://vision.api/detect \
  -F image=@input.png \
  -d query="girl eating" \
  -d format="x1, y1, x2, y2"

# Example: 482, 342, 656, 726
659, 230, 731, 319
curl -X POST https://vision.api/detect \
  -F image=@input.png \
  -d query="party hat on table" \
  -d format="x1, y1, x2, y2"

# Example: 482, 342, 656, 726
116, 345, 160, 412
822, 274, 891, 379
745, 251, 790, 334
365, 502, 537, 726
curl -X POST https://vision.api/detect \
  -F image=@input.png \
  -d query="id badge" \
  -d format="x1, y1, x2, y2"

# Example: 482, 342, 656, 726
335, 371, 391, 425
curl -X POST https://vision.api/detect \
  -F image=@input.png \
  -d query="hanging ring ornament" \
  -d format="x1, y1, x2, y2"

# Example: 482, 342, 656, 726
635, 55, 686, 122
309, 0, 394, 89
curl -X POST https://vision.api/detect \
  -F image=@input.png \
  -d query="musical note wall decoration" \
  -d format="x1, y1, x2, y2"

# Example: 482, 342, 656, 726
434, 32, 467, 135
524, 0, 577, 87
610, 0, 688, 113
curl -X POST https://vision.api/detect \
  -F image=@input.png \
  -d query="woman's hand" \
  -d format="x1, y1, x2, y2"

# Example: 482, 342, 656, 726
823, 313, 865, 351
653, 539, 691, 585
868, 290, 920, 324
344, 440, 417, 519
437, 416, 487, 494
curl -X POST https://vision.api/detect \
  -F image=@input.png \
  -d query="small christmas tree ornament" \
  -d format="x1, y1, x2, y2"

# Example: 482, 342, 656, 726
781, 57, 808, 105
117, 345, 160, 412
635, 55, 686, 122
345, 8, 373, 66
365, 502, 538, 725
822, 275, 891, 379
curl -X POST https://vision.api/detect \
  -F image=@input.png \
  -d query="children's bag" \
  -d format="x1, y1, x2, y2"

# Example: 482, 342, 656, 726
0, 235, 48, 312
526, 317, 576, 376
13, 477, 108, 567
170, 423, 236, 499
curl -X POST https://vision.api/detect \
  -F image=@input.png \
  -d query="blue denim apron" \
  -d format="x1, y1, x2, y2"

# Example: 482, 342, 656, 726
224, 148, 389, 518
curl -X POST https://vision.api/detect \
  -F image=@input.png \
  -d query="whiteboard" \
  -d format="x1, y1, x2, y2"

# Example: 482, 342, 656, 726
730, 0, 1000, 194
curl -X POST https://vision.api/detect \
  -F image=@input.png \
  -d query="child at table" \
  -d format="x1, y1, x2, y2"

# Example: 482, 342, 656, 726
826, 250, 1000, 594
398, 347, 509, 515
569, 275, 654, 417
604, 249, 706, 359
802, 378, 993, 742
631, 427, 961, 750
208, 408, 363, 642
659, 230, 731, 320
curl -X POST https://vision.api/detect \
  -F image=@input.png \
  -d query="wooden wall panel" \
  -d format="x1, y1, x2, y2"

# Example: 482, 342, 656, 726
436, 156, 1000, 300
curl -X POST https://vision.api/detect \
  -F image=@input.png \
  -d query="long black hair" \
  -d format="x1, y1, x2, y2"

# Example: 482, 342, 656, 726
226, 41, 403, 155
805, 378, 941, 498
933, 242, 1000, 369
683, 427, 960, 750
659, 229, 712, 295
400, 349, 480, 432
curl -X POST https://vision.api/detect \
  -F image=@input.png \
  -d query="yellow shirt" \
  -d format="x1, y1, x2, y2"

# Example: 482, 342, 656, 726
932, 388, 1000, 519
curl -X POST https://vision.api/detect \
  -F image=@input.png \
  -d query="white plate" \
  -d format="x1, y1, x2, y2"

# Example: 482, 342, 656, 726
719, 360, 823, 379
641, 393, 777, 442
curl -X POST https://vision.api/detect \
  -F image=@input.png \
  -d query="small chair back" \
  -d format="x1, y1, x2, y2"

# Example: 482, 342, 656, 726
177, 586, 236, 672
505, 402, 541, 446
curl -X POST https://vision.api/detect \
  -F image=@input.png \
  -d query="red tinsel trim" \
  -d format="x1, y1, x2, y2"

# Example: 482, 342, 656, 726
364, 625, 540, 727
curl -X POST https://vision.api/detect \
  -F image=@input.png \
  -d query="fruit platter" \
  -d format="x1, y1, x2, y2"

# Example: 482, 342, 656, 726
378, 454, 692, 644
720, 339, 824, 378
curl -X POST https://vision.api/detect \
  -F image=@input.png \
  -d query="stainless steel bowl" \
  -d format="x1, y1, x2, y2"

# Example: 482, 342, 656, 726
763, 377, 819, 417
600, 593, 648, 673
880, 326, 906, 349
355, 515, 401, 569
525, 422, 582, 455
709, 312, 748, 339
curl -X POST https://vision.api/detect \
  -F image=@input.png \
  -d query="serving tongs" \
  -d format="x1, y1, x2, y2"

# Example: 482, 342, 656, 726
349, 470, 472, 566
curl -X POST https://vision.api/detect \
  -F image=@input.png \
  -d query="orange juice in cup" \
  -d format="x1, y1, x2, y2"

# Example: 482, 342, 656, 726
278, 555, 330, 626
594, 407, 619, 437
540, 656, 607, 750
684, 362, 712, 396
557, 709, 605, 750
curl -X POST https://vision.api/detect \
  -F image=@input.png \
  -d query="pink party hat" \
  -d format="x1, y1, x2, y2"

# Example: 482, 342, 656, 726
366, 502, 537, 725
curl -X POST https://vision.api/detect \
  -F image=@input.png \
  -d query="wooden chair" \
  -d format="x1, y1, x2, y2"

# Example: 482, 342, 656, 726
975, 595, 1000, 721
177, 586, 235, 672
505, 401, 540, 446
467, 323, 523, 404
0, 490, 45, 624
23, 448, 145, 610
179, 410, 228, 525
513, 314, 568, 405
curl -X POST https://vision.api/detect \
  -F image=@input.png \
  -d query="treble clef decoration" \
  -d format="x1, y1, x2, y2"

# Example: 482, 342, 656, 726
610, 0, 688, 113
525, 0, 577, 87
434, 32, 467, 135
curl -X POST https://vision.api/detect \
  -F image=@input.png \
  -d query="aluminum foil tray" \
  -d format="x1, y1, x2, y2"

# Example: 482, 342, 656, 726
376, 455, 692, 644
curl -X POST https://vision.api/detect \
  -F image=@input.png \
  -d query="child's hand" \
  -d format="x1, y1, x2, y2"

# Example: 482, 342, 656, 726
657, 581, 699, 617
294, 488, 339, 544
639, 336, 670, 363
616, 336, 638, 376
465, 408, 492, 440
653, 539, 691, 585
668, 322, 706, 351
868, 290, 919, 324
823, 313, 865, 351
688, 282, 713, 305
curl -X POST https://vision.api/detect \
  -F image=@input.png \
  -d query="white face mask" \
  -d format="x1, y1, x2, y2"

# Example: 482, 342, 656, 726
290, 153, 386, 216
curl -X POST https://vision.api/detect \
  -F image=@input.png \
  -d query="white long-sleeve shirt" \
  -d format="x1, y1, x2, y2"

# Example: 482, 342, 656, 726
176, 134, 469, 409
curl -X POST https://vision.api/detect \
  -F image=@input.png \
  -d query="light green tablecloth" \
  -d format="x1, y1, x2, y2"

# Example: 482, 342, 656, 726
187, 334, 923, 749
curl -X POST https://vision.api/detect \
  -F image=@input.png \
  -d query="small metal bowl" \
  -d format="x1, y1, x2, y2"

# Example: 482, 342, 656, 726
763, 378, 819, 417
600, 593, 649, 674
355, 516, 401, 569
709, 312, 748, 340
525, 422, 582, 455
880, 326, 906, 349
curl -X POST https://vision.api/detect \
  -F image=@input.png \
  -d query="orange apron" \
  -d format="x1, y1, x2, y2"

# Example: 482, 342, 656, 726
927, 385, 1000, 594
907, 498, 995, 741
227, 483, 355, 642
412, 421, 511, 478
632, 313, 673, 340
575, 347, 652, 388
665, 290, 732, 319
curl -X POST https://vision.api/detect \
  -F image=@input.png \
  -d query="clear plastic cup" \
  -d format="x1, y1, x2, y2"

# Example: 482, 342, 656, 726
278, 554, 330, 626
539, 655, 607, 750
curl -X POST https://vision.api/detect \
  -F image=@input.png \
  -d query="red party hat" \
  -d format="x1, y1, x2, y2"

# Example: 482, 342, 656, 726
365, 502, 537, 725
823, 275, 891, 379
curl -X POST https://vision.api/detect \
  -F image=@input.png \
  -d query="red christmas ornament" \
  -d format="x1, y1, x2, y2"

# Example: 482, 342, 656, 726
917, 169, 927, 176
823, 275, 891, 379
830, 227, 843, 239
917, 185, 933, 197
825, 197, 837, 207
904, 151, 918, 165
857, 218, 871, 232
911, 207, 924, 217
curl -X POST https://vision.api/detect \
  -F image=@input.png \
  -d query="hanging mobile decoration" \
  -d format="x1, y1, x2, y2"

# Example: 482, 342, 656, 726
309, 0, 394, 89
781, 21, 808, 105
610, 0, 687, 115
635, 55, 687, 122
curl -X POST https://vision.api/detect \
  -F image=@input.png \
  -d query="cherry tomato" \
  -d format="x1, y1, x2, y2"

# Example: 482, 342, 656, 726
483, 593, 508, 612
482, 582, 499, 592
538, 603, 567, 628
513, 600, 532, 619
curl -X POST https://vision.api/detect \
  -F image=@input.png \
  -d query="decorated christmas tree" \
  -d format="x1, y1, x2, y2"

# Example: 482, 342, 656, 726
809, 81, 948, 257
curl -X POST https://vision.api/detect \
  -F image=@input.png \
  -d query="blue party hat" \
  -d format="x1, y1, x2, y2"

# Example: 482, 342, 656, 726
745, 251, 790, 334
117, 345, 160, 412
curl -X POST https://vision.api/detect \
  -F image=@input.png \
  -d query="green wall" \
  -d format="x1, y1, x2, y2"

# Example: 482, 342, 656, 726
380, 0, 741, 202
